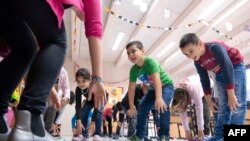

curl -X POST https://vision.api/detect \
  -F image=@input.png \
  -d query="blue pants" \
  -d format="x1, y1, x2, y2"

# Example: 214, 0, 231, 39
213, 63, 247, 140
136, 85, 174, 139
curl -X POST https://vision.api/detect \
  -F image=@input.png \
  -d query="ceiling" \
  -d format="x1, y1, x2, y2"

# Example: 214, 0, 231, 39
64, 0, 250, 81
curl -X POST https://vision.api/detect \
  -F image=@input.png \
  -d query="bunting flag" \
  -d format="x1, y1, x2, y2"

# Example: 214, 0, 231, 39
200, 21, 250, 46
103, 3, 250, 46
103, 6, 203, 31
103, 78, 129, 85
211, 27, 250, 45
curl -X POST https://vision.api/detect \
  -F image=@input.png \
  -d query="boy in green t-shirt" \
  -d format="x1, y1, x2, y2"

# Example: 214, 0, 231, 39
126, 41, 174, 141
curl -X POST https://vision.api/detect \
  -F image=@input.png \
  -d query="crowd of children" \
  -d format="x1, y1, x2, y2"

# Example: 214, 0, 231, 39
0, 0, 247, 140
2, 35, 248, 141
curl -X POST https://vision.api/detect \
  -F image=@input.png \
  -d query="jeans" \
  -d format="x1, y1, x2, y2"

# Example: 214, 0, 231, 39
213, 63, 247, 140
151, 107, 160, 129
81, 102, 103, 136
122, 107, 136, 137
136, 85, 174, 139
127, 116, 136, 137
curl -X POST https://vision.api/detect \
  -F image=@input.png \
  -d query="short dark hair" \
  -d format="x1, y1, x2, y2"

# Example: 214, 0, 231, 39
75, 68, 91, 81
179, 33, 200, 48
126, 41, 143, 50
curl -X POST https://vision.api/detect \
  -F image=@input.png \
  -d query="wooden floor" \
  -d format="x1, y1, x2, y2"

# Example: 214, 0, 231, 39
62, 136, 188, 141
61, 108, 250, 141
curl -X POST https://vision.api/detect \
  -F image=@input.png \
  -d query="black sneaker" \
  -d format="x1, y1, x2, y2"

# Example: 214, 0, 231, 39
144, 137, 152, 141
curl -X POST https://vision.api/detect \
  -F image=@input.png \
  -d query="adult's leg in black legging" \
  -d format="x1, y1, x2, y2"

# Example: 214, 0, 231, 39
8, 0, 67, 140
12, 0, 67, 114
0, 1, 37, 115
0, 1, 37, 139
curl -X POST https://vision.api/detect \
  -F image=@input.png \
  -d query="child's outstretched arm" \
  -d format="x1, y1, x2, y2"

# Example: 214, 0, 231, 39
128, 82, 137, 117
195, 63, 219, 112
84, 0, 105, 109
49, 86, 61, 110
75, 87, 84, 134
152, 72, 167, 113
210, 44, 239, 111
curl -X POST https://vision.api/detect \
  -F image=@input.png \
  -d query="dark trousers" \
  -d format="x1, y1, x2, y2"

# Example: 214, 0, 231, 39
103, 116, 112, 136
202, 96, 211, 135
0, 0, 67, 114
44, 106, 57, 132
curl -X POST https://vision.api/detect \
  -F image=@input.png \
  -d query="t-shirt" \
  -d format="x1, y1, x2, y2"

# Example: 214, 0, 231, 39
129, 57, 173, 89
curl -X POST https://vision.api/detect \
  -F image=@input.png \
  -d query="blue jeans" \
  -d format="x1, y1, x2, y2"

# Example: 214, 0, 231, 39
213, 63, 247, 140
136, 85, 174, 139
81, 102, 103, 137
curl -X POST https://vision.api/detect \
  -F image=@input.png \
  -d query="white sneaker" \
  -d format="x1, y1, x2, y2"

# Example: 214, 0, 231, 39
72, 134, 85, 141
93, 135, 101, 141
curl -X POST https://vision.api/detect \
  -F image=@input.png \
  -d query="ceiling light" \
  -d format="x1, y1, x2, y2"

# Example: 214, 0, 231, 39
225, 21, 233, 31
212, 0, 248, 27
133, 0, 143, 6
112, 32, 125, 51
140, 2, 148, 13
157, 42, 176, 58
197, 0, 226, 20
163, 50, 181, 65
163, 9, 171, 19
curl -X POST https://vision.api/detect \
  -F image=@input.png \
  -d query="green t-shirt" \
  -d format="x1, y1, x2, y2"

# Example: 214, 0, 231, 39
129, 57, 173, 89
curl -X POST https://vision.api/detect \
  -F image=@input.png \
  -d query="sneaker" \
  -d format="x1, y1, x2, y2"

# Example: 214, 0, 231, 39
144, 137, 152, 141
93, 135, 101, 141
159, 135, 169, 141
203, 135, 211, 141
112, 134, 119, 139
129, 134, 144, 141
72, 134, 85, 141
203, 136, 218, 141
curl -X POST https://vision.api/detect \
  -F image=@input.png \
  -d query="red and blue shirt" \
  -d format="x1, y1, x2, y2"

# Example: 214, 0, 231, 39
195, 41, 243, 95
